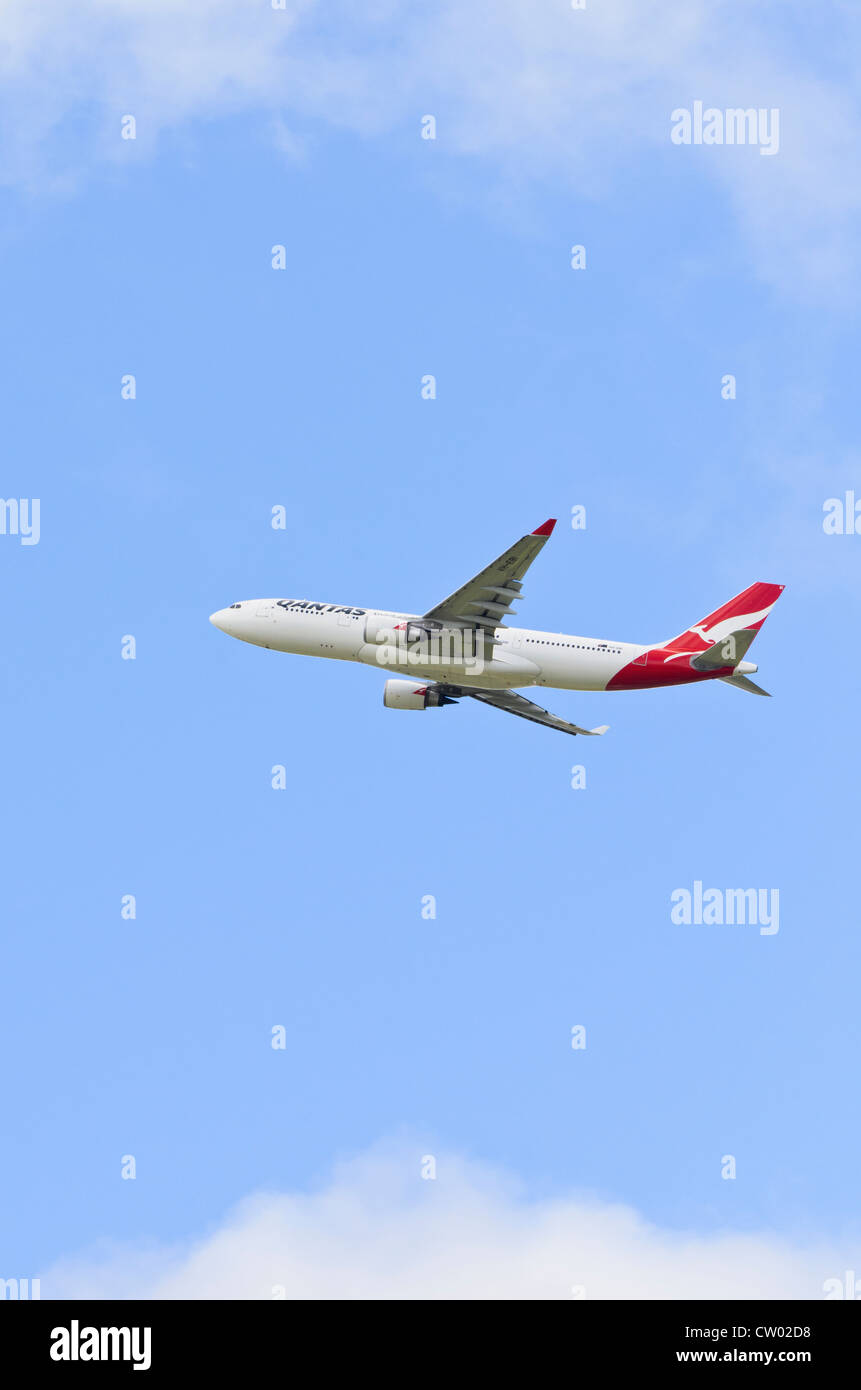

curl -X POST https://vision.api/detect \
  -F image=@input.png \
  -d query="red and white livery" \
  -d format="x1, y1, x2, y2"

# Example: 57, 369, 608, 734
210, 519, 784, 737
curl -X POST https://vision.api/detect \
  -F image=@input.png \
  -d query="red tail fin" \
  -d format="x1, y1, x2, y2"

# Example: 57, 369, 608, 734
665, 582, 784, 652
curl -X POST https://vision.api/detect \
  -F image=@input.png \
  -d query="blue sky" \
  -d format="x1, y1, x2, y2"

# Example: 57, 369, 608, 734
1, 2, 860, 1297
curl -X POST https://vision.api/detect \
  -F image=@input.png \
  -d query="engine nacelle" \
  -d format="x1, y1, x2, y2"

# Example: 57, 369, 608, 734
383, 679, 457, 710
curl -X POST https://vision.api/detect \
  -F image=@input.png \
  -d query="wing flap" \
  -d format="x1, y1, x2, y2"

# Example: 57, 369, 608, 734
464, 687, 609, 737
423, 520, 556, 631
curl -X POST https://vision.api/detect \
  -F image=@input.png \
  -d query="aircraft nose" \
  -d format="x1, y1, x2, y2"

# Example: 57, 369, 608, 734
210, 609, 229, 631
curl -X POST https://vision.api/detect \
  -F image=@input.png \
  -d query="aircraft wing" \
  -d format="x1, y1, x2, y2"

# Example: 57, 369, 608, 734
449, 685, 609, 737
423, 519, 557, 631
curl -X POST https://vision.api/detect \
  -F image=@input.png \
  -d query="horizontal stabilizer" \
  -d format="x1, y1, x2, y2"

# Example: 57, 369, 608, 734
721, 673, 771, 697
691, 627, 757, 671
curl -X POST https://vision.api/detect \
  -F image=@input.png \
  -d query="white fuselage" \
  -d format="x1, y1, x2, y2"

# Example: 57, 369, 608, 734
209, 597, 649, 692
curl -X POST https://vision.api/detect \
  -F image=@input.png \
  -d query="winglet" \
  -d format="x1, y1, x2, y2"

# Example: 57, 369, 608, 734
588, 724, 610, 735
532, 518, 556, 536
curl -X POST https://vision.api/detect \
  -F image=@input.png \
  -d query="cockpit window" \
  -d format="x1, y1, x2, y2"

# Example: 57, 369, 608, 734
229, 603, 241, 609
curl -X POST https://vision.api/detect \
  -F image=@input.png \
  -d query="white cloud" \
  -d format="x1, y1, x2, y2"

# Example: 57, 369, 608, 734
44, 1143, 848, 1299
1, 1, 860, 300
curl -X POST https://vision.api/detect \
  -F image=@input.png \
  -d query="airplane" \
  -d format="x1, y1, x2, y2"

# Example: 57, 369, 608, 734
209, 519, 784, 737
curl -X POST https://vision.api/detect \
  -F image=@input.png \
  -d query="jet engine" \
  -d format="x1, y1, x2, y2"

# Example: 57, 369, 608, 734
383, 679, 458, 710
